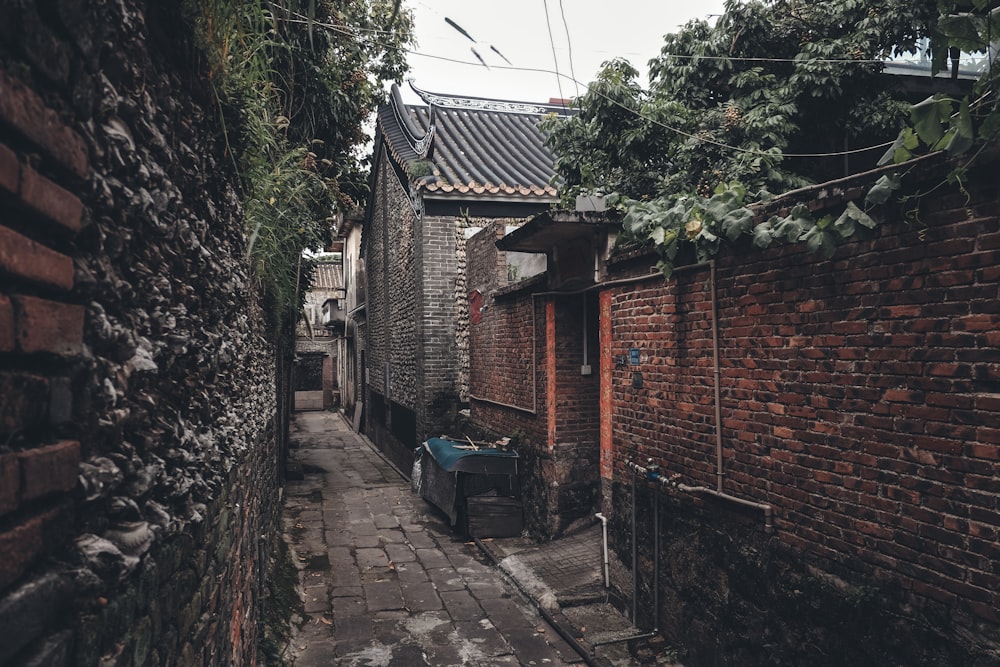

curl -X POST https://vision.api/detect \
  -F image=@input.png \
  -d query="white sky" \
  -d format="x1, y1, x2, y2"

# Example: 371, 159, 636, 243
396, 0, 729, 104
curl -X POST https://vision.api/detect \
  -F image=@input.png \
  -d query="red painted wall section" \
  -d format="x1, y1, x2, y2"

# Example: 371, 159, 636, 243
599, 290, 613, 479
546, 299, 557, 450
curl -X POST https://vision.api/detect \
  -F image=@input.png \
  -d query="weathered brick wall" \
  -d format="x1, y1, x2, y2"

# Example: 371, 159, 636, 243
365, 151, 419, 469
603, 163, 1000, 664
467, 224, 601, 538
416, 215, 460, 440
0, 2, 281, 665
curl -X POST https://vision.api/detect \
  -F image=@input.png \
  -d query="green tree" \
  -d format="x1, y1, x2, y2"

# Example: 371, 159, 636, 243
544, 0, 998, 276
186, 0, 413, 334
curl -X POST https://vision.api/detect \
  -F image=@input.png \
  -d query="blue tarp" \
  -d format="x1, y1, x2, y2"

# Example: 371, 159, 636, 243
423, 438, 518, 474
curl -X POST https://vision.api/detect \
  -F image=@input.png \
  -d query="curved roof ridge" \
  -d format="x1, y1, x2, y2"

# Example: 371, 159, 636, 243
388, 84, 434, 158
408, 80, 569, 116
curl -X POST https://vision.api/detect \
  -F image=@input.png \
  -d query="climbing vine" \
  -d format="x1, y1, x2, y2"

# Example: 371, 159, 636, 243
544, 0, 1000, 278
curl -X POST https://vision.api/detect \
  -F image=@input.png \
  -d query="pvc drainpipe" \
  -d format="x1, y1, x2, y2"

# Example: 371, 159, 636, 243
631, 464, 638, 626
709, 260, 724, 493
653, 471, 660, 632
595, 513, 610, 588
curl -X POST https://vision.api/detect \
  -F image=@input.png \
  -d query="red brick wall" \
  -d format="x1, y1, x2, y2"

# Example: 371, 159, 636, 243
0, 68, 87, 605
467, 224, 602, 537
602, 166, 1000, 662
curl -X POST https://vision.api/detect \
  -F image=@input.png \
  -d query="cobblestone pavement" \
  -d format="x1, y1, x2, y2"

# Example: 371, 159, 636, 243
282, 411, 583, 666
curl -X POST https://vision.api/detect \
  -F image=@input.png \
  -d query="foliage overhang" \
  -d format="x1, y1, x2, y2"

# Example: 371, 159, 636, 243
542, 0, 1000, 278
184, 0, 412, 338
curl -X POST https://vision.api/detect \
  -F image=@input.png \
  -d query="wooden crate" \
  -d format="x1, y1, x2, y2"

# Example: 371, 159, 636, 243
465, 495, 523, 538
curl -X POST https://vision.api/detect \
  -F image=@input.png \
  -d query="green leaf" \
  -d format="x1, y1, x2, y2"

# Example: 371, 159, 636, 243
803, 226, 839, 259
720, 207, 755, 241
752, 221, 774, 249
865, 173, 902, 207
979, 111, 1000, 141
656, 259, 674, 279
910, 95, 949, 147
772, 204, 812, 243
832, 210, 855, 239
650, 226, 666, 245
945, 98, 975, 155
878, 130, 907, 166
845, 200, 877, 229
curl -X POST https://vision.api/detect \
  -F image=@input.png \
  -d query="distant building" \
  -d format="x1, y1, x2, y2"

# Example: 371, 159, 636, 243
294, 261, 343, 410
361, 82, 567, 470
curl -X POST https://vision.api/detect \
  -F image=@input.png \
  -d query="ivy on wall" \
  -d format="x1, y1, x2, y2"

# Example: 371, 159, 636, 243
543, 0, 1000, 277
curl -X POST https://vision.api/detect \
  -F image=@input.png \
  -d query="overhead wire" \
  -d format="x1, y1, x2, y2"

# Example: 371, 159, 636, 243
283, 12, 911, 159
557, 0, 580, 98
540, 0, 566, 104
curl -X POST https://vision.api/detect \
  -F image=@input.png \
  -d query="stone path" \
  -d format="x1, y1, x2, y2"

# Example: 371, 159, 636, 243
282, 411, 582, 666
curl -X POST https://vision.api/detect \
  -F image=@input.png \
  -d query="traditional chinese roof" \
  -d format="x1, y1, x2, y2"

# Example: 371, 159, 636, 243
376, 83, 569, 201
311, 262, 343, 291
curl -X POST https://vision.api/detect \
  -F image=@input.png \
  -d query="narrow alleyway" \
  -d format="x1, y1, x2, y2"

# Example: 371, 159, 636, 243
281, 411, 583, 666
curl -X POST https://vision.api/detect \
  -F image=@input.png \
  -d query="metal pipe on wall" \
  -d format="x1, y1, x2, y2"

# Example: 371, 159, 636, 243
631, 465, 638, 626
595, 513, 610, 588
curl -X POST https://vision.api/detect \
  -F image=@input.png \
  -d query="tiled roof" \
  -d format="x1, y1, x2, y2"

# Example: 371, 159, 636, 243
376, 83, 568, 200
311, 262, 343, 291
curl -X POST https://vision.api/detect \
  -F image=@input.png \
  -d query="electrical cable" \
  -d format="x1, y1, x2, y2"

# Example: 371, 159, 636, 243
282, 13, 979, 159
540, 0, 566, 104
558, 0, 580, 98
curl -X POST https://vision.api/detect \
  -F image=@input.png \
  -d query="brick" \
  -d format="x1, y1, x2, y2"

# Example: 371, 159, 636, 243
0, 142, 18, 194
0, 226, 74, 289
0, 68, 88, 178
0, 373, 49, 437
18, 165, 83, 233
18, 441, 79, 501
12, 295, 84, 356
0, 513, 45, 591
0, 453, 18, 516
0, 294, 13, 352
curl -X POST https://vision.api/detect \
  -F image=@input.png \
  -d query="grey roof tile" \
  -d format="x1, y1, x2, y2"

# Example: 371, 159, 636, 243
376, 84, 569, 200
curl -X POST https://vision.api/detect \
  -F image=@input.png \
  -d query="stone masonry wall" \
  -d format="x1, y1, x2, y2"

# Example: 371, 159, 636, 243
365, 150, 418, 470
0, 2, 281, 665
416, 215, 460, 442
603, 162, 1000, 665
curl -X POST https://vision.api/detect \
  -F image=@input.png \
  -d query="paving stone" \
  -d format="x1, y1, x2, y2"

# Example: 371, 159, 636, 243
330, 566, 362, 588
356, 547, 389, 569
363, 580, 405, 612
394, 562, 429, 584
302, 584, 329, 613
440, 588, 485, 622
333, 613, 373, 642
400, 581, 442, 612
427, 567, 468, 592
414, 548, 451, 569
467, 578, 508, 601
330, 586, 362, 598
403, 530, 438, 550
385, 543, 416, 563
331, 595, 366, 617
353, 534, 382, 548
454, 619, 515, 657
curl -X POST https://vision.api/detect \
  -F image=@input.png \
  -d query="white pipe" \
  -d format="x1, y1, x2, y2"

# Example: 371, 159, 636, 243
595, 513, 610, 588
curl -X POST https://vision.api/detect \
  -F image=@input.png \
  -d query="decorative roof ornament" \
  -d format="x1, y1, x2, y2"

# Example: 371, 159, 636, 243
408, 80, 556, 115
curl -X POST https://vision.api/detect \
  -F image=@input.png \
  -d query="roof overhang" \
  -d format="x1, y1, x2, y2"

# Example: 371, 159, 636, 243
497, 210, 620, 253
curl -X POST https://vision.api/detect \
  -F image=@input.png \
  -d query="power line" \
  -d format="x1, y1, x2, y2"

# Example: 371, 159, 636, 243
284, 13, 904, 159
540, 0, 566, 104
557, 0, 580, 98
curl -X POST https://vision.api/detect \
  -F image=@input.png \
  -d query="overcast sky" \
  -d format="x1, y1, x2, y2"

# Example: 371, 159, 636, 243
396, 0, 729, 104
